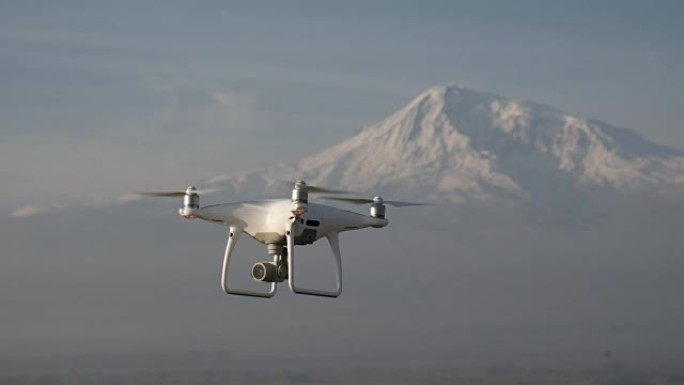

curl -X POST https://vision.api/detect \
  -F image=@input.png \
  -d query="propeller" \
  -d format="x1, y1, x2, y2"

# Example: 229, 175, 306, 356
136, 186, 220, 198
282, 180, 354, 194
307, 185, 353, 194
319, 196, 428, 207
138, 190, 187, 198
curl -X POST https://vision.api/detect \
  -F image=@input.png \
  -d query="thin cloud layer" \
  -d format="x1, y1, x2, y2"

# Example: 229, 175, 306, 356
10, 204, 68, 218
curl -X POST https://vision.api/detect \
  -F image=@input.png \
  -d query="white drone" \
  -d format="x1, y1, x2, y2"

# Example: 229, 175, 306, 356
142, 181, 422, 298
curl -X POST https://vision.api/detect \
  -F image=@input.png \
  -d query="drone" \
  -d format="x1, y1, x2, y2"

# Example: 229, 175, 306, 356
141, 181, 423, 298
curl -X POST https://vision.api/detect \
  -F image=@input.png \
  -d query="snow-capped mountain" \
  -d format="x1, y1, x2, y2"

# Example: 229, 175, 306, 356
218, 85, 684, 205
12, 85, 684, 219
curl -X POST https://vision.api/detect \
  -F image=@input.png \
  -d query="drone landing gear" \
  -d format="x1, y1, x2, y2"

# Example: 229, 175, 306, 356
221, 227, 277, 298
286, 224, 342, 298
220, 226, 342, 298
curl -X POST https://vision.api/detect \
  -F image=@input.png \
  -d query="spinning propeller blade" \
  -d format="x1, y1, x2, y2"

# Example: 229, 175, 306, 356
318, 197, 373, 205
319, 196, 428, 207
138, 191, 187, 198
282, 181, 353, 194
136, 186, 220, 198
307, 185, 353, 194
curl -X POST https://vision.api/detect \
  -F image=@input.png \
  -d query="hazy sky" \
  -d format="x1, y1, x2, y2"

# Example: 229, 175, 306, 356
1, 0, 683, 212
2, 197, 684, 363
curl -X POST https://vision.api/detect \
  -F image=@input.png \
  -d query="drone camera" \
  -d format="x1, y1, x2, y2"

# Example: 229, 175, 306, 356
251, 261, 286, 283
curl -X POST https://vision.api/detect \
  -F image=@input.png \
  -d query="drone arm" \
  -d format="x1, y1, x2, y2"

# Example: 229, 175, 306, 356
286, 224, 342, 298
221, 226, 277, 298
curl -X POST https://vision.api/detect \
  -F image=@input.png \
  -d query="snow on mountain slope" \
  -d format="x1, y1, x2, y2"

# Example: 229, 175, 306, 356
286, 86, 684, 204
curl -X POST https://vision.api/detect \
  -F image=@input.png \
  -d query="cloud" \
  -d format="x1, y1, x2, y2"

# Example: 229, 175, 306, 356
10, 195, 139, 219
115, 192, 144, 204
11, 204, 68, 218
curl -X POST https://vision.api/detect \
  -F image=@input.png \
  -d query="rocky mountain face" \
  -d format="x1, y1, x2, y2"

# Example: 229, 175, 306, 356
213, 86, 684, 206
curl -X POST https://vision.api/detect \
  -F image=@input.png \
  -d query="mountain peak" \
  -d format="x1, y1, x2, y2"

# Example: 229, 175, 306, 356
295, 85, 684, 203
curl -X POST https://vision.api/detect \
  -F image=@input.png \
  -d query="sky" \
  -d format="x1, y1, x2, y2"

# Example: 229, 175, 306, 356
1, 0, 683, 213
1, 0, 684, 369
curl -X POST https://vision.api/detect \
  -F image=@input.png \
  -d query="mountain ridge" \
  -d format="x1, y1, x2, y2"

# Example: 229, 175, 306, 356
278, 85, 683, 205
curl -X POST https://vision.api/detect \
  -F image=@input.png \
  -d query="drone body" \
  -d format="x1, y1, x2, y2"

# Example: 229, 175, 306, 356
181, 199, 387, 246
144, 181, 419, 298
